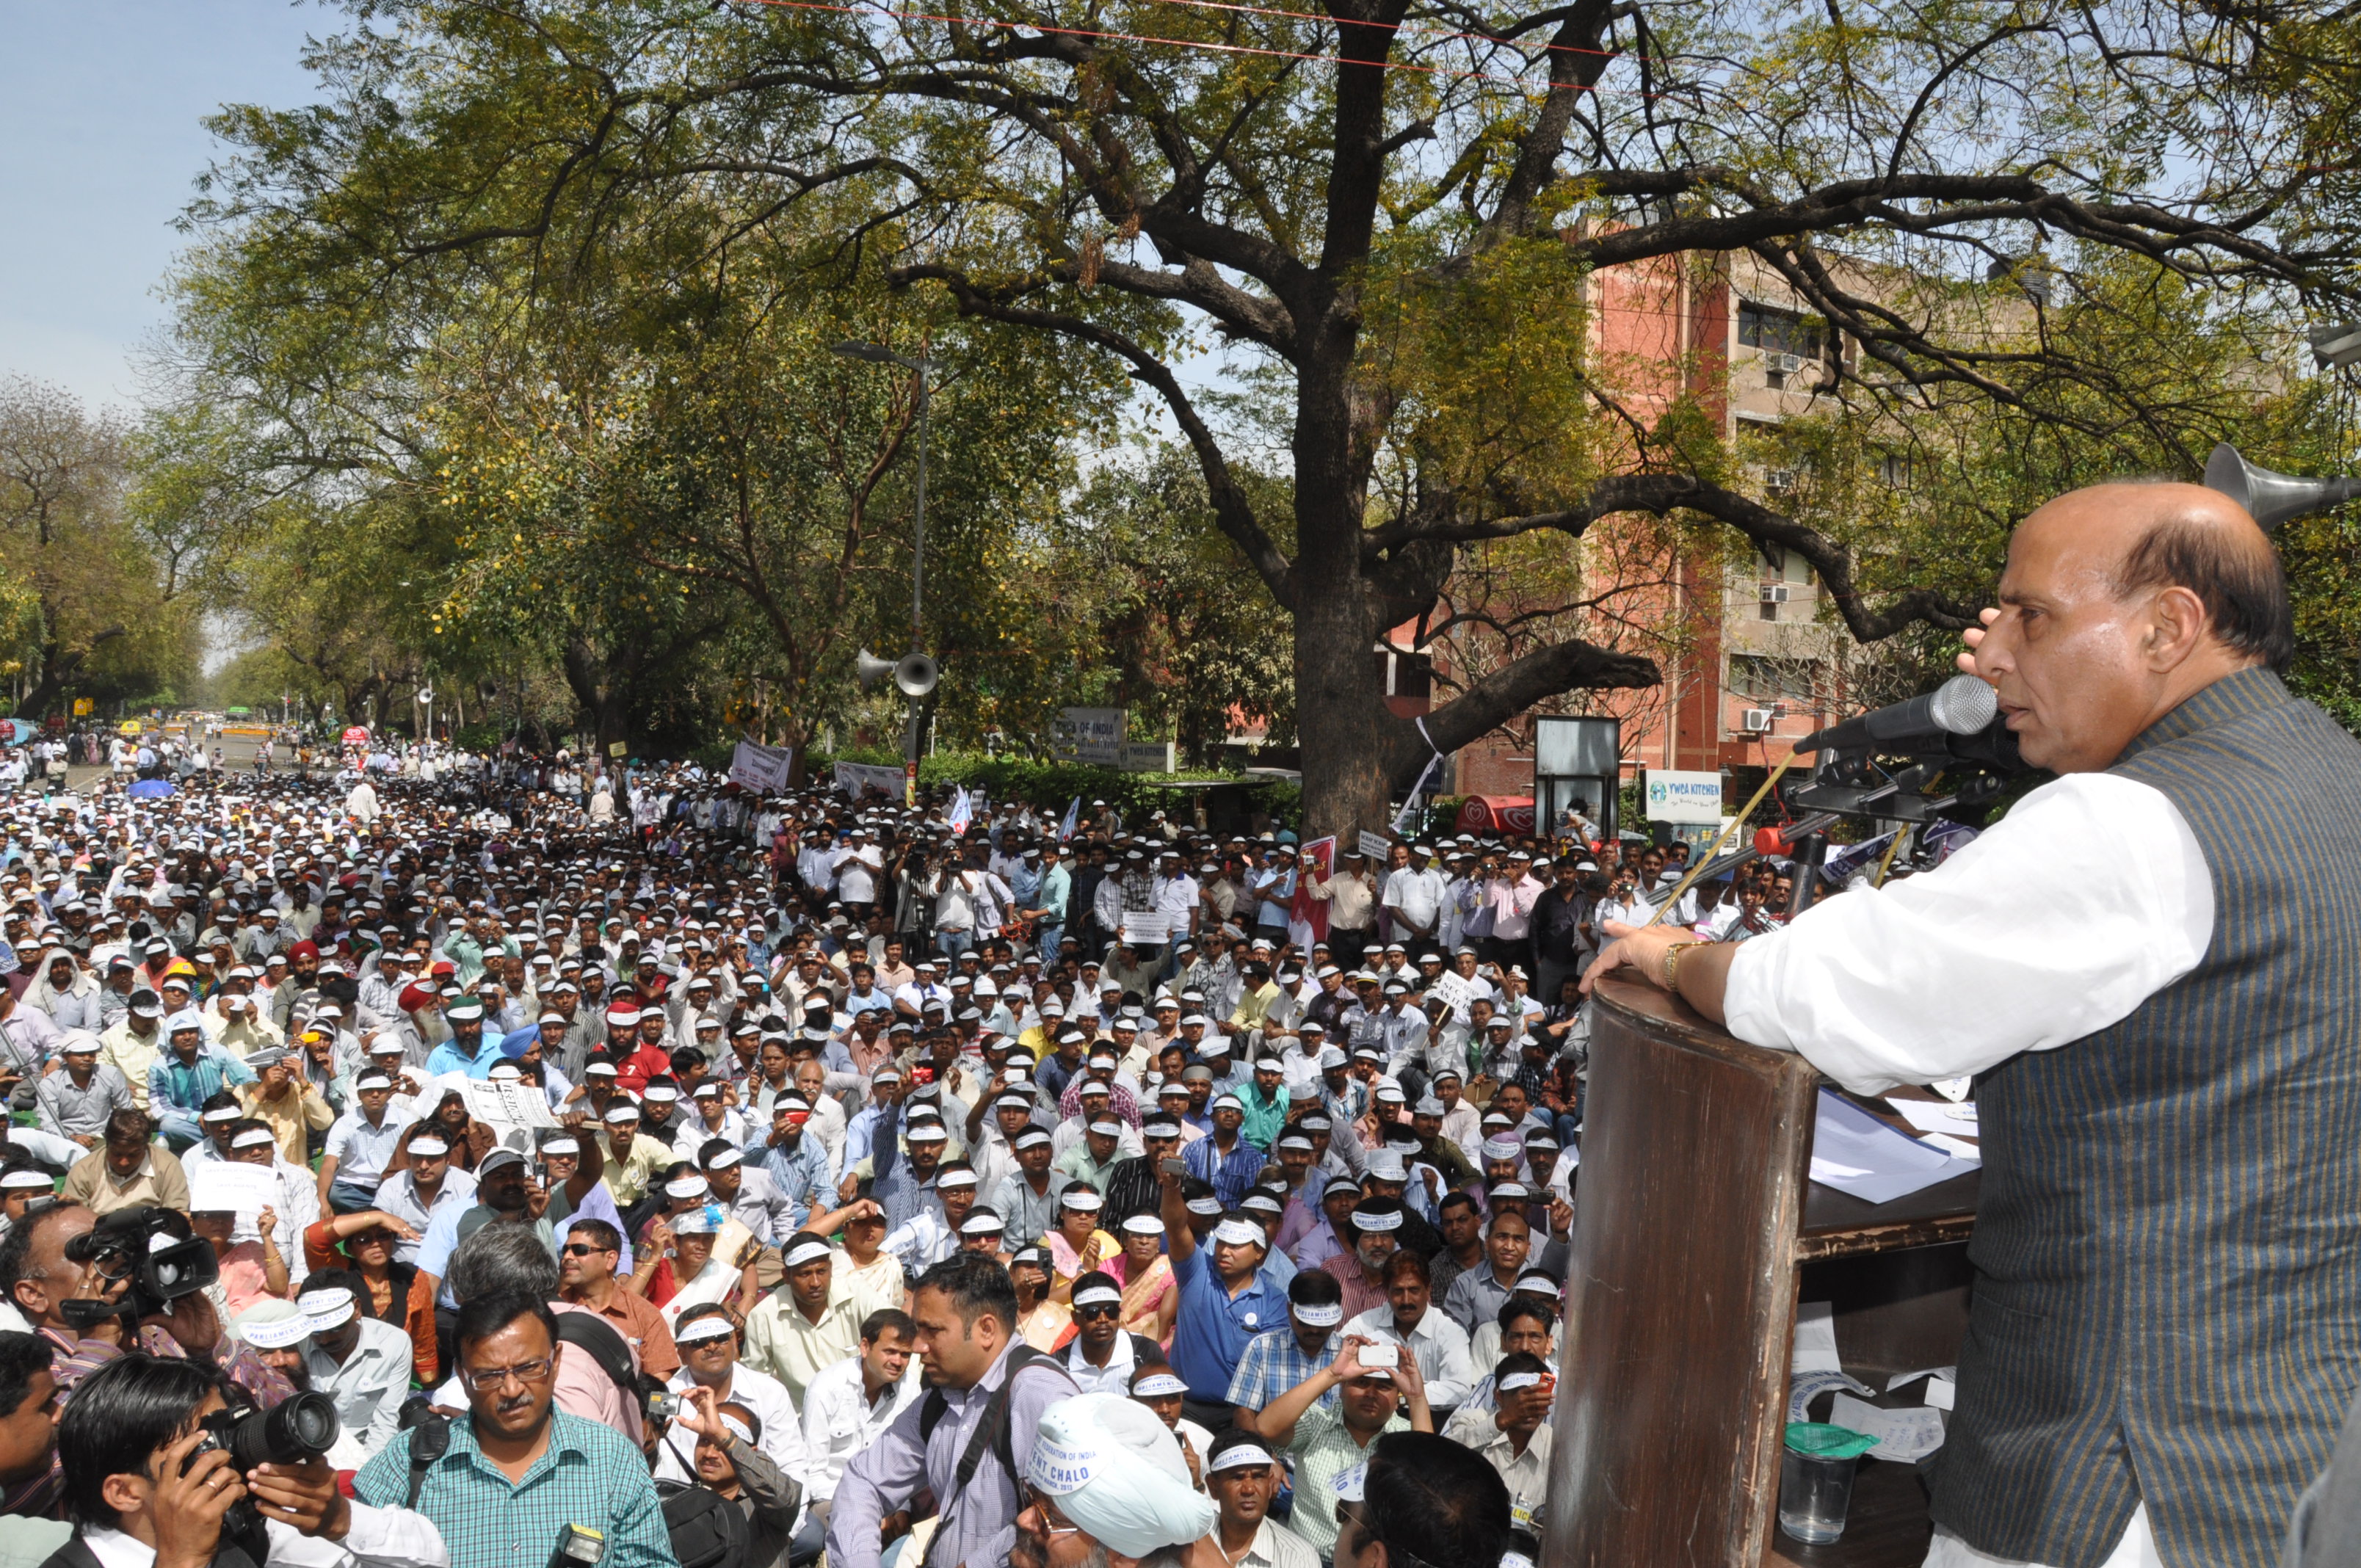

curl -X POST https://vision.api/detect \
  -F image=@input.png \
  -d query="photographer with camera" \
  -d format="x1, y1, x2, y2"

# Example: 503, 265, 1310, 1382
49, 1351, 447, 1568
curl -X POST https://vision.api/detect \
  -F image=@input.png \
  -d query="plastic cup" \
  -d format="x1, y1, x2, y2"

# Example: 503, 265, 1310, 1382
1778, 1429, 1865, 1545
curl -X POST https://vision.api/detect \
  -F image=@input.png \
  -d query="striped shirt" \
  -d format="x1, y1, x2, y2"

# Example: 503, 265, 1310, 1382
355, 1408, 678, 1568
1225, 1324, 1339, 1415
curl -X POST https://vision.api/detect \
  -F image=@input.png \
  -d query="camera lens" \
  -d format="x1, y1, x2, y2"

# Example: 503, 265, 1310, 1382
219, 1390, 341, 1468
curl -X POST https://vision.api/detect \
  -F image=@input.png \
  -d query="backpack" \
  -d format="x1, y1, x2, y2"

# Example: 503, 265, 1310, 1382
653, 1478, 753, 1568
554, 1310, 641, 1412
913, 1344, 1069, 1568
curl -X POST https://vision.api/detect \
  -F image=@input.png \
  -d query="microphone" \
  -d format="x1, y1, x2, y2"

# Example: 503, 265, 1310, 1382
1796, 675, 1999, 756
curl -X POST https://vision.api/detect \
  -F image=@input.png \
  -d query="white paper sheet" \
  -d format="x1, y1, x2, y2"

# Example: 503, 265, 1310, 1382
1792, 1300, 1841, 1372
187, 1161, 279, 1218
1808, 1090, 1980, 1205
1890, 1099, 1979, 1138
1788, 1368, 1877, 1422
1886, 1365, 1958, 1393
1829, 1392, 1947, 1462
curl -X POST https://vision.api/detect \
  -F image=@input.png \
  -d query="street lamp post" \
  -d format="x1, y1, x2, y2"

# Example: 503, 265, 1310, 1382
833, 340, 939, 805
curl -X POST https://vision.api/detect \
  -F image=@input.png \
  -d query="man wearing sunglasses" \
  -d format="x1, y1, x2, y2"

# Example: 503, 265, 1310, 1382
356, 1288, 676, 1568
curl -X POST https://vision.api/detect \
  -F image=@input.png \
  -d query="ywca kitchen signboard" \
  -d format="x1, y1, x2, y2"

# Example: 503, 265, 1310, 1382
1644, 769, 1724, 824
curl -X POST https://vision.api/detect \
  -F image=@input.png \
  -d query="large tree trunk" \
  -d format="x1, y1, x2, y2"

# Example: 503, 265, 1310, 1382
559, 637, 639, 757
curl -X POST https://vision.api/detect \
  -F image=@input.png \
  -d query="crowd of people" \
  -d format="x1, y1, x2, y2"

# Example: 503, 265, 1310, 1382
0, 745, 1799, 1568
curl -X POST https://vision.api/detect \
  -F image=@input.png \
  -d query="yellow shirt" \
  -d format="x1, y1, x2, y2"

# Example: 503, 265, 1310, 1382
602, 1133, 678, 1207
241, 1081, 335, 1166
742, 1280, 864, 1404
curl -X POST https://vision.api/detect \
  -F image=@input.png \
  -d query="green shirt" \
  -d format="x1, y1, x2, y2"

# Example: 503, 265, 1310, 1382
355, 1409, 678, 1568
1284, 1403, 1407, 1560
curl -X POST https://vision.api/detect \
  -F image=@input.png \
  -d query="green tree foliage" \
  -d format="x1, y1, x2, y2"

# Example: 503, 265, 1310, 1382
0, 378, 200, 719
186, 0, 2361, 835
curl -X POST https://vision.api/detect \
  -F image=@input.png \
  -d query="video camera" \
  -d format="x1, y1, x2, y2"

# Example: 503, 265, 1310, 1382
57, 1205, 218, 1330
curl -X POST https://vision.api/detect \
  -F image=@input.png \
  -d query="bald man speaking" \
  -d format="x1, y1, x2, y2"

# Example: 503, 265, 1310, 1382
1590, 481, 2361, 1568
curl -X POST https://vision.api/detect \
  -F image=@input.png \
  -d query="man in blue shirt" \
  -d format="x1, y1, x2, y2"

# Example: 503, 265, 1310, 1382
1158, 1161, 1290, 1431
426, 999, 496, 1077
148, 1009, 255, 1150
1183, 1092, 1268, 1208
357, 1289, 676, 1568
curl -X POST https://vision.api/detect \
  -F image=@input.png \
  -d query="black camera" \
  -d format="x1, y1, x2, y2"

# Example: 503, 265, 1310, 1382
197, 1390, 341, 1470
58, 1205, 218, 1329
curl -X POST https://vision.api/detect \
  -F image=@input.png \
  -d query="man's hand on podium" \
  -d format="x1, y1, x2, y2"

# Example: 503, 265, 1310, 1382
1585, 920, 1735, 1026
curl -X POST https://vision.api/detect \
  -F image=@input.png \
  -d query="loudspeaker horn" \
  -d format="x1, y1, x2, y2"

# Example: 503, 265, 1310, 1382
2202, 443, 2361, 533
855, 648, 898, 692
894, 652, 940, 698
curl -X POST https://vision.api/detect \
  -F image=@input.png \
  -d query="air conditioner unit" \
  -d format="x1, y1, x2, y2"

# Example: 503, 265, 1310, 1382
1768, 352, 1805, 375
1741, 708, 1777, 733
1760, 583, 1792, 604
1766, 468, 1799, 493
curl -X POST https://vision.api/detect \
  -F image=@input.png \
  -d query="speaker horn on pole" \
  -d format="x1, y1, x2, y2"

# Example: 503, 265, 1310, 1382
855, 649, 898, 692
2202, 443, 2361, 533
894, 653, 940, 698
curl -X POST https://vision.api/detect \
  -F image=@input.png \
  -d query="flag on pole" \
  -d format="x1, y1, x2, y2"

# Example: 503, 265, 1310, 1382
948, 786, 973, 836
1059, 796, 1080, 841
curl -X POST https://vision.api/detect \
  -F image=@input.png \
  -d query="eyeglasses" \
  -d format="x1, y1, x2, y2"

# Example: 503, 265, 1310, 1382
1073, 1303, 1120, 1321
462, 1356, 555, 1391
559, 1243, 610, 1258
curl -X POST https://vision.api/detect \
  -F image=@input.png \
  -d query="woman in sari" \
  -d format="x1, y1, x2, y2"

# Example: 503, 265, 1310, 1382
1045, 1183, 1117, 1303
1105, 1212, 1178, 1346
1009, 1245, 1076, 1352
654, 1209, 761, 1327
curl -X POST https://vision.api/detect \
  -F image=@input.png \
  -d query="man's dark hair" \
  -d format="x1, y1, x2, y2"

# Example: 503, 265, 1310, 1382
1382, 1248, 1430, 1287
1495, 1350, 1550, 1383
103, 1108, 151, 1146
453, 1288, 559, 1359
1363, 1430, 1513, 1568
1287, 1270, 1343, 1309
1437, 1191, 1479, 1218
199, 1090, 240, 1117
0, 1203, 78, 1314
302, 1266, 367, 1306
2113, 505, 2295, 670
0, 1332, 53, 1423
910, 1252, 1018, 1335
1498, 1299, 1554, 1337
567, 1218, 622, 1253
861, 1307, 917, 1343
57, 1353, 228, 1530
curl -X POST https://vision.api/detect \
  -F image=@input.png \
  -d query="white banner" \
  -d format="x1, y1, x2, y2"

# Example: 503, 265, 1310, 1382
728, 740, 794, 794
834, 762, 905, 799
1643, 769, 1724, 824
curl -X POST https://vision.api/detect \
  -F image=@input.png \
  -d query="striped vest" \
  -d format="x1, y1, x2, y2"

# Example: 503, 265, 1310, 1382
1930, 668, 2361, 1567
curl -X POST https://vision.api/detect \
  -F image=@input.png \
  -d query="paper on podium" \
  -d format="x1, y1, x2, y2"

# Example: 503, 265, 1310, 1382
1890, 1098, 1979, 1139
1808, 1089, 1979, 1205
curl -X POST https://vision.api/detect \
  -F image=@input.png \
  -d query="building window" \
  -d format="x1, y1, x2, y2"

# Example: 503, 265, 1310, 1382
1729, 653, 1822, 704
1738, 302, 1824, 361
1879, 451, 1914, 488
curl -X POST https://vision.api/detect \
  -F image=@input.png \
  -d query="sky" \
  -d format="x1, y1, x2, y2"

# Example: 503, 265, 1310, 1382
0, 0, 324, 415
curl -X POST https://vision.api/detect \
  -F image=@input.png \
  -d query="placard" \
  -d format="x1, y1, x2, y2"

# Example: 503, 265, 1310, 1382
1357, 830, 1393, 861
834, 762, 904, 799
461, 1078, 559, 1141
1119, 910, 1174, 945
188, 1161, 280, 1218
1642, 769, 1724, 825
728, 740, 794, 794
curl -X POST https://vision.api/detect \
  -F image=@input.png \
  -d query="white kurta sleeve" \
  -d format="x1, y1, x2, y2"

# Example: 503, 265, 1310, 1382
1720, 773, 2213, 1094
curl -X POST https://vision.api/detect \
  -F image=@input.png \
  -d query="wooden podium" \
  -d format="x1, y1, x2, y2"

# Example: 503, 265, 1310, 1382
1542, 979, 1979, 1567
